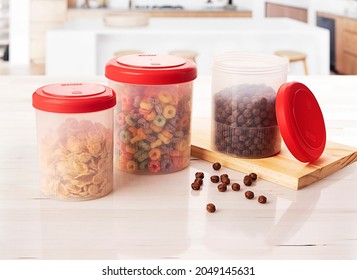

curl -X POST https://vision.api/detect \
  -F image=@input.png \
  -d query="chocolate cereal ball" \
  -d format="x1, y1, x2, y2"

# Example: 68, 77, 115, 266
206, 203, 216, 213
245, 191, 254, 199
243, 175, 252, 186
195, 172, 204, 179
231, 183, 240, 191
249, 172, 258, 181
258, 195, 267, 204
217, 183, 228, 192
212, 162, 222, 170
210, 175, 220, 183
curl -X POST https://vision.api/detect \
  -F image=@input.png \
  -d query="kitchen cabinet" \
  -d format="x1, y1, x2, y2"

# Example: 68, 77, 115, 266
265, 2, 308, 23
336, 15, 357, 74
30, 0, 67, 63
317, 11, 357, 75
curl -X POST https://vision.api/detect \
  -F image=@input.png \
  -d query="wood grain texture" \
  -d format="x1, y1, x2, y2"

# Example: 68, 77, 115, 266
67, 8, 252, 20
191, 118, 357, 190
265, 2, 308, 23
145, 10, 252, 18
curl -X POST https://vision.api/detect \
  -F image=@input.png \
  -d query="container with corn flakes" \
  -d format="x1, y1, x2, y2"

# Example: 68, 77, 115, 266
105, 54, 197, 174
32, 83, 116, 201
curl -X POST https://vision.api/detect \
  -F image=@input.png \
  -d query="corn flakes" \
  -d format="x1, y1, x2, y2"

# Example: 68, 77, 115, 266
40, 118, 113, 201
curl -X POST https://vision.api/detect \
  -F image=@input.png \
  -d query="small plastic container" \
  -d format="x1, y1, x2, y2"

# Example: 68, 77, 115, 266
212, 53, 289, 158
32, 83, 116, 201
212, 53, 326, 162
105, 54, 197, 174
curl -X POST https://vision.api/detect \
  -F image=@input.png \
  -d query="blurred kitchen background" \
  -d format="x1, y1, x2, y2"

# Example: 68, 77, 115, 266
2, 0, 357, 75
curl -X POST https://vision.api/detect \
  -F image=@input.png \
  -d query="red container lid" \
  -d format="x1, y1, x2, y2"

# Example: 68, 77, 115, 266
32, 83, 116, 113
276, 82, 326, 162
105, 54, 197, 85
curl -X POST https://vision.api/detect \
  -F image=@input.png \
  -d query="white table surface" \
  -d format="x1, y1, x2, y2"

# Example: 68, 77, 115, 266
0, 75, 356, 260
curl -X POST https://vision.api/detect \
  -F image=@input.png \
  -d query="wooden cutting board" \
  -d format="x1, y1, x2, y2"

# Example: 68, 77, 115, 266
191, 118, 357, 190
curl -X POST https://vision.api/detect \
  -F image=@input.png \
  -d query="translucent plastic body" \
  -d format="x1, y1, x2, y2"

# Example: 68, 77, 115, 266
109, 80, 193, 174
35, 109, 114, 201
212, 53, 288, 158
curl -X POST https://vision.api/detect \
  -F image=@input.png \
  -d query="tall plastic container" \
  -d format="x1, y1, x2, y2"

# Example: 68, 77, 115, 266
105, 54, 197, 174
32, 83, 116, 201
212, 53, 289, 158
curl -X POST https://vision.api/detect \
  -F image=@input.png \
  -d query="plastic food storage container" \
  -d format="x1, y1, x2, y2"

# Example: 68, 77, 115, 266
32, 83, 116, 201
212, 53, 326, 162
105, 54, 197, 174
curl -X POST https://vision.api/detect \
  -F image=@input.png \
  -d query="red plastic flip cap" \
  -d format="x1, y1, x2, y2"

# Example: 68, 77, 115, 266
105, 54, 197, 85
276, 82, 326, 162
32, 83, 116, 113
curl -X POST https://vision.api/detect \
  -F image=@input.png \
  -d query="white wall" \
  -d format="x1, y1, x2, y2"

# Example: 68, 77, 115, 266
9, 0, 30, 64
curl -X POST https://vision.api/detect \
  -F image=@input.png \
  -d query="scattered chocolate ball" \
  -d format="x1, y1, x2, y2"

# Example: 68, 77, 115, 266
243, 175, 252, 186
191, 182, 201, 190
249, 172, 258, 181
220, 174, 229, 181
194, 178, 203, 186
245, 190, 254, 199
206, 203, 216, 213
258, 195, 267, 204
231, 183, 240, 191
210, 175, 220, 183
217, 183, 228, 192
212, 162, 222, 170
221, 177, 231, 185
195, 172, 204, 179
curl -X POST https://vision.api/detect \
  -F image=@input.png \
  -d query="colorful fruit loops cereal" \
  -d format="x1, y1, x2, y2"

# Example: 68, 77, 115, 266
115, 82, 192, 174
39, 118, 113, 200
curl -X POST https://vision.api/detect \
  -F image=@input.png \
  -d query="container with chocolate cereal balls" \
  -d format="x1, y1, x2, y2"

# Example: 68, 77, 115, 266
106, 54, 197, 174
211, 53, 288, 158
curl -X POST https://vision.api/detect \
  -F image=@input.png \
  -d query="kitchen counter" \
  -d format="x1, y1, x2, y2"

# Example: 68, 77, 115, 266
0, 75, 356, 260
67, 7, 252, 19
264, 0, 357, 25
316, 7, 357, 21
274, 0, 357, 25
316, 10, 357, 22
46, 17, 329, 76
